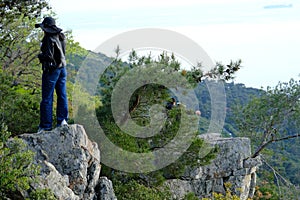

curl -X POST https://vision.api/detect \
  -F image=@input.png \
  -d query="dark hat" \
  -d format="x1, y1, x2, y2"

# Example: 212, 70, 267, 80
35, 17, 62, 34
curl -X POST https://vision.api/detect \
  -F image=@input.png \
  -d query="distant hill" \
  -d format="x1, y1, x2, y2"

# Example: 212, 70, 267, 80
195, 81, 264, 136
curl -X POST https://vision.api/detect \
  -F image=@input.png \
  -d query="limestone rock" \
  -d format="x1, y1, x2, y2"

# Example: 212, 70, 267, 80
97, 177, 117, 200
33, 160, 80, 200
165, 136, 262, 200
17, 124, 115, 200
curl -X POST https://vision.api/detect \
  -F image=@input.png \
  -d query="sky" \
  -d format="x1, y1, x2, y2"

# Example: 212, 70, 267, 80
49, 0, 300, 89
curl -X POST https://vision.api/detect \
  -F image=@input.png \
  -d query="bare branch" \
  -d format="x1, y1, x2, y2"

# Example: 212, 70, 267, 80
252, 133, 300, 158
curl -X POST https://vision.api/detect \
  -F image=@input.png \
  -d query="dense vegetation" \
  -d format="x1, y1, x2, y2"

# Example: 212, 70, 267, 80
1, 0, 299, 199
91, 51, 226, 199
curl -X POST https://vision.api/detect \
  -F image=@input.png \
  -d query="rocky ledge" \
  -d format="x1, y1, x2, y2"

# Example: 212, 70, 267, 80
18, 124, 116, 200
14, 126, 261, 200
165, 133, 262, 200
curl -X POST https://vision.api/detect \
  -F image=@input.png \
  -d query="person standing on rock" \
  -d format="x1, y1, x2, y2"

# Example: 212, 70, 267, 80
35, 17, 68, 133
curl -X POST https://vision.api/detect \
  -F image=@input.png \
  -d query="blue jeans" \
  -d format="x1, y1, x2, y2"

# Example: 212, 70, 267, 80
39, 67, 68, 130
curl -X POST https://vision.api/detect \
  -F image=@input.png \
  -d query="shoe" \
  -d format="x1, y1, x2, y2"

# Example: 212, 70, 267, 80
61, 119, 68, 126
37, 127, 51, 134
60, 119, 69, 132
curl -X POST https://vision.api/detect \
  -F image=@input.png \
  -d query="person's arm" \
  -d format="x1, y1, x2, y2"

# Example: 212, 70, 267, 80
44, 36, 55, 62
38, 35, 57, 70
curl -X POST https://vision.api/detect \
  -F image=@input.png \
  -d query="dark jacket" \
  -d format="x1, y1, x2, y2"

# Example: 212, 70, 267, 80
38, 32, 66, 71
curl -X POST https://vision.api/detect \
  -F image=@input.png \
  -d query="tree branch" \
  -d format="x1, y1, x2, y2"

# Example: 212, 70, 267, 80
252, 133, 300, 158
273, 133, 300, 143
129, 94, 140, 113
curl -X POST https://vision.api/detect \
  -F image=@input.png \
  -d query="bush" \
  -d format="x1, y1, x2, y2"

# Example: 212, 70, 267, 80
183, 192, 199, 200
113, 179, 171, 200
28, 188, 56, 200
0, 124, 39, 198
0, 123, 56, 200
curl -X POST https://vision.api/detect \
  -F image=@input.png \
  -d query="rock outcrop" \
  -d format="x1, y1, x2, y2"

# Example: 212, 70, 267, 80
15, 125, 260, 200
165, 133, 262, 200
18, 124, 117, 200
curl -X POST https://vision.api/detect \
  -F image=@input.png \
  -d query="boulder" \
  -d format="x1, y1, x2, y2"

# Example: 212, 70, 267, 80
18, 124, 116, 200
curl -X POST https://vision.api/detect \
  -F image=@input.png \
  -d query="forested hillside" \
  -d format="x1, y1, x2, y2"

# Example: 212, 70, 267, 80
1, 1, 299, 199
195, 81, 264, 136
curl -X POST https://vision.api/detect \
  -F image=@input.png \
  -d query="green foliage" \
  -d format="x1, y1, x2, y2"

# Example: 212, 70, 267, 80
183, 192, 199, 200
184, 59, 242, 84
64, 30, 89, 83
0, 80, 40, 135
113, 179, 171, 200
234, 79, 300, 157
0, 124, 58, 199
195, 81, 263, 136
0, 124, 40, 199
1, 14, 43, 89
253, 182, 279, 200
232, 79, 300, 196
0, 0, 49, 23
253, 179, 300, 200
28, 188, 57, 200
0, 0, 49, 77
161, 136, 218, 179
96, 51, 223, 199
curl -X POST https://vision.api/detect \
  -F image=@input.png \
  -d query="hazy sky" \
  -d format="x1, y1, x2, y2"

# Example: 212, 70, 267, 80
49, 0, 300, 89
